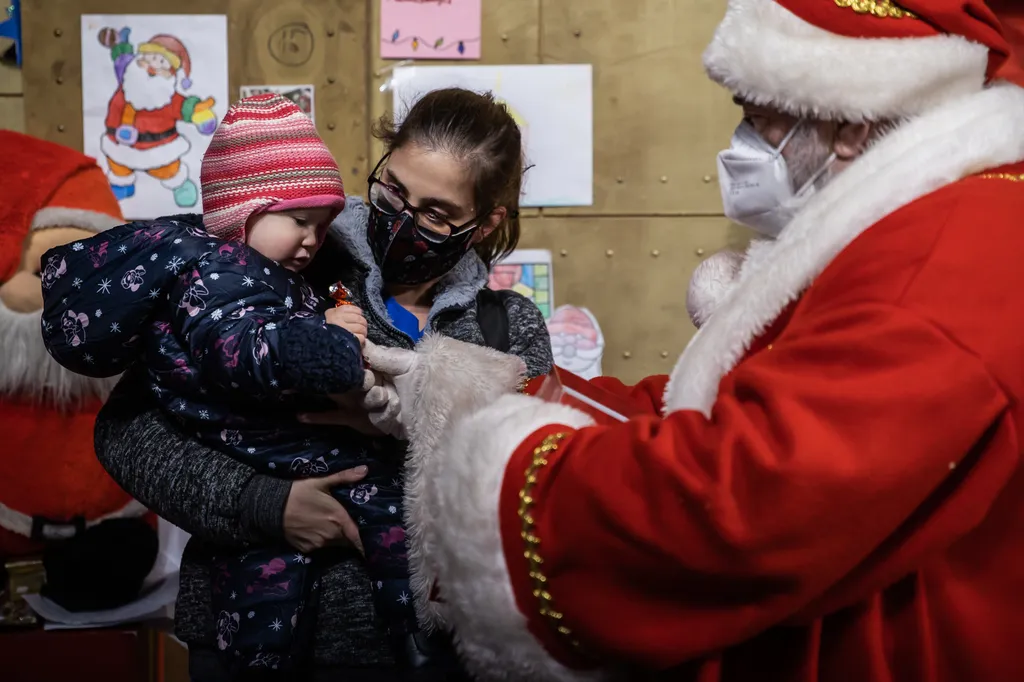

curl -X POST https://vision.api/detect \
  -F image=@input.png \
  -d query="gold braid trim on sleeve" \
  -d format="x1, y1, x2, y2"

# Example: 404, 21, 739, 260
979, 173, 1024, 182
517, 432, 582, 651
834, 0, 917, 19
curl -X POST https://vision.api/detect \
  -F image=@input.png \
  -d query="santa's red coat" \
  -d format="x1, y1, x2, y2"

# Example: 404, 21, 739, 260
406, 84, 1024, 682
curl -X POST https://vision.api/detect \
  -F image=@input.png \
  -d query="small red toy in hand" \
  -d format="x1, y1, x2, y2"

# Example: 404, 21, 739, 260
329, 281, 355, 307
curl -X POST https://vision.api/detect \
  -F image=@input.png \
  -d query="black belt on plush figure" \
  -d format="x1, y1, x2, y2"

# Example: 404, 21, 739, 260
106, 127, 178, 143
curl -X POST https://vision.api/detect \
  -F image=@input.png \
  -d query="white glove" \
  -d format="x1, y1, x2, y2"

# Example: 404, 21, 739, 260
359, 342, 410, 439
364, 335, 525, 462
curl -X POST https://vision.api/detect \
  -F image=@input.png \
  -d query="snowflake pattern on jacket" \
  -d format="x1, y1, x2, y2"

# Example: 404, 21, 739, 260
40, 214, 420, 674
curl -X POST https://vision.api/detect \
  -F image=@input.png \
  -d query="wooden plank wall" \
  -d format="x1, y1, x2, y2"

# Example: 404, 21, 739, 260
17, 0, 749, 383
0, 60, 23, 132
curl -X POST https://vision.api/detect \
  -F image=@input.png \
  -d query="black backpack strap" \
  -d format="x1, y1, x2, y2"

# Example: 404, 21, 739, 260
476, 287, 512, 353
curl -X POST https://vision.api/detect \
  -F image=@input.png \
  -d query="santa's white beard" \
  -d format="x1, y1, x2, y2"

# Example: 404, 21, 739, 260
123, 61, 178, 112
0, 299, 117, 407
787, 125, 836, 193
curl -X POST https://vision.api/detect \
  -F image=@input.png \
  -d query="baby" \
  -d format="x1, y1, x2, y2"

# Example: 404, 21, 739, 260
41, 95, 425, 674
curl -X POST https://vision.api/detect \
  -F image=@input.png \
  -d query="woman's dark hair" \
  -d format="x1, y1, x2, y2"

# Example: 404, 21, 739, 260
373, 88, 525, 267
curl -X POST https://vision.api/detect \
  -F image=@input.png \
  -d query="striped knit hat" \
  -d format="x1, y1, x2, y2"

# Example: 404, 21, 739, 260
200, 93, 346, 241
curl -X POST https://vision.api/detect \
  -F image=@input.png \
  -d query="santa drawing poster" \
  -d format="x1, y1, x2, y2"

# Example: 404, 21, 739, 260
81, 15, 228, 220
547, 305, 605, 380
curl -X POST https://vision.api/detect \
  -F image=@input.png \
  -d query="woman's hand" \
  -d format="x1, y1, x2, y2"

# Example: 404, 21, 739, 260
283, 467, 368, 554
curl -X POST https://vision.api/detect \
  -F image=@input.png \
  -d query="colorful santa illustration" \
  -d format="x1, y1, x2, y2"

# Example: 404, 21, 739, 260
98, 27, 218, 208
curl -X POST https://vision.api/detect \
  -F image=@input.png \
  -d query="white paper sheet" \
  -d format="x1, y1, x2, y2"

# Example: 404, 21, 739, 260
23, 518, 190, 629
24, 576, 178, 630
391, 65, 593, 207
81, 14, 229, 220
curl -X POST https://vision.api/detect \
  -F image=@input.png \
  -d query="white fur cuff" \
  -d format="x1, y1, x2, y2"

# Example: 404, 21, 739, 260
407, 392, 607, 680
31, 208, 122, 234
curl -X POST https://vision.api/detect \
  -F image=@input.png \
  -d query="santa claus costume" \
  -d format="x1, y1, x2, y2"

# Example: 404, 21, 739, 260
100, 30, 217, 208
0, 130, 155, 612
371, 1, 1024, 681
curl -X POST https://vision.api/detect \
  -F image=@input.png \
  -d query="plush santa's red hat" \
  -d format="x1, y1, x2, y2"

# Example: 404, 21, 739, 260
704, 0, 1014, 121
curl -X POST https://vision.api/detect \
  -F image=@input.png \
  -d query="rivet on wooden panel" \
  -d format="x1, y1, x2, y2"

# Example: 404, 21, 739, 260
55, 77, 63, 84
327, 29, 336, 37
695, 248, 705, 257
57, 125, 65, 132
615, 177, 624, 184
559, 249, 568, 257
660, 351, 670, 359
573, 30, 582, 38
622, 351, 632, 359
53, 29, 63, 38
605, 249, 614, 258
327, 123, 336, 131
702, 175, 713, 183
327, 76, 336, 84
501, 33, 509, 42
660, 176, 668, 183
650, 249, 660, 258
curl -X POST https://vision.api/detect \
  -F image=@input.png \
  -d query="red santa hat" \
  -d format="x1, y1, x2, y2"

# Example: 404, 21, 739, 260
138, 34, 193, 89
0, 131, 122, 282
703, 0, 1014, 121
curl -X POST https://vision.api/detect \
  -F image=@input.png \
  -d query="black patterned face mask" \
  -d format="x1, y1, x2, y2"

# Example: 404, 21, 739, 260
368, 206, 477, 286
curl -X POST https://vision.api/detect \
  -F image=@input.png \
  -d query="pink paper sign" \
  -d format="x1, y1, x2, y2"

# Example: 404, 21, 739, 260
380, 0, 481, 61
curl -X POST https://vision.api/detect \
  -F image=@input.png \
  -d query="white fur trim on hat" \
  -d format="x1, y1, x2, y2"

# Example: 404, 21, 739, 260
31, 208, 122, 235
702, 0, 991, 121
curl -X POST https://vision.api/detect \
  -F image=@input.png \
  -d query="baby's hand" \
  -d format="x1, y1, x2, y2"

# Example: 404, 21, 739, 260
325, 306, 368, 347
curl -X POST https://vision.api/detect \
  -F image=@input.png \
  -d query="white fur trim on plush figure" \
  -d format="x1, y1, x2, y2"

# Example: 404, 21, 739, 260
703, 0, 990, 121
412, 393, 607, 682
664, 83, 1024, 417
31, 207, 122, 234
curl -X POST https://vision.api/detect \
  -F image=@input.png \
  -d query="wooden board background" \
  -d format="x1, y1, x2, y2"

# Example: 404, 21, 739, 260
14, 0, 751, 383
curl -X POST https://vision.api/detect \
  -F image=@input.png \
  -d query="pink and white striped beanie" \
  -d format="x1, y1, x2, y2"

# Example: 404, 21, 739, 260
200, 93, 346, 242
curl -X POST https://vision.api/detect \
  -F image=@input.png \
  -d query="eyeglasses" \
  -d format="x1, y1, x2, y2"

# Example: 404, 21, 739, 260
367, 155, 491, 244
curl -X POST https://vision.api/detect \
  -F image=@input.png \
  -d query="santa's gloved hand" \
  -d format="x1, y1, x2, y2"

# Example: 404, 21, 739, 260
190, 98, 218, 135
364, 335, 525, 462
357, 346, 407, 439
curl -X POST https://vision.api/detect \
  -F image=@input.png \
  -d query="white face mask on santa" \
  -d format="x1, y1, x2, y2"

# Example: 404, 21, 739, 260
717, 119, 836, 238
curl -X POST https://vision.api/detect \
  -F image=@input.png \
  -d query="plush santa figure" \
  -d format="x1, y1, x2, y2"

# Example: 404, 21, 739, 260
361, 1, 1024, 680
0, 130, 156, 611
98, 27, 217, 208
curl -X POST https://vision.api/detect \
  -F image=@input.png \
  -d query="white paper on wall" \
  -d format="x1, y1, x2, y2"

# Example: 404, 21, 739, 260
81, 14, 229, 220
391, 65, 593, 207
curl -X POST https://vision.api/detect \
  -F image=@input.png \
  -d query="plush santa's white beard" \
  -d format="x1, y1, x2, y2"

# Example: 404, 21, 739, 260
0, 299, 117, 407
123, 61, 178, 112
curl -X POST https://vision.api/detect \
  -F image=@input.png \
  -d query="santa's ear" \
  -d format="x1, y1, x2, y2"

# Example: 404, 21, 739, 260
833, 122, 872, 161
